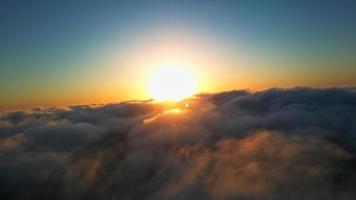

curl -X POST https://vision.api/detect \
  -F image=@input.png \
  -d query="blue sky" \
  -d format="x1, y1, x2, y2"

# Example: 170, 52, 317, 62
1, 0, 356, 109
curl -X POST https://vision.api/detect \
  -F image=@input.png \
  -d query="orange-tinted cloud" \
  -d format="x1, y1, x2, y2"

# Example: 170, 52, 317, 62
0, 87, 356, 200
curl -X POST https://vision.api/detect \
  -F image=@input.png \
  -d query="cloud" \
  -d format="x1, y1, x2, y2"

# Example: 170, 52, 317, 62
0, 87, 356, 200
158, 132, 351, 200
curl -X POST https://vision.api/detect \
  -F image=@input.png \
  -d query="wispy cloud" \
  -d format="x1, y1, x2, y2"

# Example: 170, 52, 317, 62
0, 87, 356, 200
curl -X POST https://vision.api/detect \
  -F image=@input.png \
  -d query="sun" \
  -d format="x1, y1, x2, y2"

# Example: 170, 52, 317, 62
148, 63, 197, 101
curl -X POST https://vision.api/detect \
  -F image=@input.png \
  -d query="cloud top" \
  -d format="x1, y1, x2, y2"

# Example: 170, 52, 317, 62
1, 87, 356, 200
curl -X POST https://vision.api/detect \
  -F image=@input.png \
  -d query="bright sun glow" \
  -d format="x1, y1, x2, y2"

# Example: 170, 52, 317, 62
148, 63, 197, 101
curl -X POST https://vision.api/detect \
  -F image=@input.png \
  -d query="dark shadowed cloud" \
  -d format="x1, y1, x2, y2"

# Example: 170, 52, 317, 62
0, 87, 356, 200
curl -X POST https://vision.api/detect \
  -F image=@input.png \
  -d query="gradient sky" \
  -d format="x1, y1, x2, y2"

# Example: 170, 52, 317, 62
1, 0, 356, 110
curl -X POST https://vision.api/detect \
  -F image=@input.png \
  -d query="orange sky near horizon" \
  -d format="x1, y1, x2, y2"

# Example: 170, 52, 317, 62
1, 21, 356, 112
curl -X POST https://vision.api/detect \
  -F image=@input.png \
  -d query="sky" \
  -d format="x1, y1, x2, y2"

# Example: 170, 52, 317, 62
1, 2, 356, 199
1, 0, 356, 110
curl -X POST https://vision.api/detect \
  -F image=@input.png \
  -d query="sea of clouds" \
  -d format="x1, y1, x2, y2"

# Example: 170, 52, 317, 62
1, 87, 356, 200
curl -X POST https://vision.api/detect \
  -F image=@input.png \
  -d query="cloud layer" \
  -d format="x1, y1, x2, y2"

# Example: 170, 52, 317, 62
1, 87, 356, 200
